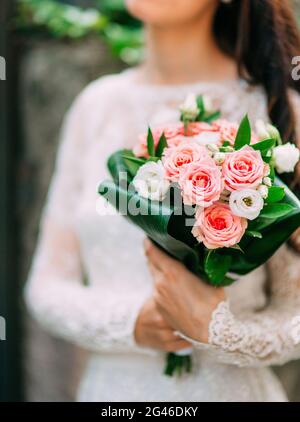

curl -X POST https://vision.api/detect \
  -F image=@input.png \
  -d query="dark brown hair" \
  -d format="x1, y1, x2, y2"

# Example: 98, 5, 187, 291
214, 0, 300, 143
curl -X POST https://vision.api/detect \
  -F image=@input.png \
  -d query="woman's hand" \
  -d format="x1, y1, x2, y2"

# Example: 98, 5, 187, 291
134, 297, 191, 351
290, 228, 300, 253
144, 239, 225, 344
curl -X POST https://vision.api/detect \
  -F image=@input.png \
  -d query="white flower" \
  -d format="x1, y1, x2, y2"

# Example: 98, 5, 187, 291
229, 189, 264, 220
206, 142, 220, 153
267, 125, 281, 142
257, 185, 269, 199
179, 93, 199, 120
214, 152, 226, 165
263, 176, 272, 187
194, 131, 220, 146
203, 95, 213, 113
133, 161, 170, 201
273, 143, 300, 174
255, 120, 281, 142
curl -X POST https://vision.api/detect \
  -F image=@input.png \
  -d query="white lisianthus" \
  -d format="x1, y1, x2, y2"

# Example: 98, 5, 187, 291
206, 143, 219, 153
203, 95, 213, 113
179, 93, 199, 121
133, 161, 170, 201
263, 176, 272, 187
229, 189, 264, 220
214, 152, 226, 165
257, 185, 269, 199
255, 120, 281, 142
273, 143, 300, 174
194, 131, 221, 146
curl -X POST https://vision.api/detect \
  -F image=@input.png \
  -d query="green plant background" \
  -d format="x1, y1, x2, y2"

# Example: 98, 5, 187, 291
16, 0, 144, 64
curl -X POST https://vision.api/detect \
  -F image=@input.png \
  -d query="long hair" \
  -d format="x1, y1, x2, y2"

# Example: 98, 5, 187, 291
214, 0, 300, 143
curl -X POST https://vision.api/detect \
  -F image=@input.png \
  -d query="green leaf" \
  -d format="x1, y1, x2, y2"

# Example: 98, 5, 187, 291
147, 127, 155, 157
155, 133, 168, 158
248, 217, 272, 232
121, 155, 147, 178
220, 276, 236, 286
252, 138, 275, 152
108, 149, 136, 183
219, 146, 234, 153
260, 203, 295, 219
203, 110, 221, 123
204, 251, 232, 285
269, 165, 275, 182
195, 96, 221, 123
222, 141, 231, 147
262, 155, 272, 164
122, 155, 147, 165
245, 230, 263, 239
267, 186, 285, 203
196, 95, 204, 113
123, 158, 145, 177
234, 115, 251, 150
229, 244, 244, 253
147, 156, 160, 162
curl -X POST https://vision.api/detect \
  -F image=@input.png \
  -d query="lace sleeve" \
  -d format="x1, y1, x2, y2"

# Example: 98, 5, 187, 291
179, 244, 300, 367
24, 88, 151, 354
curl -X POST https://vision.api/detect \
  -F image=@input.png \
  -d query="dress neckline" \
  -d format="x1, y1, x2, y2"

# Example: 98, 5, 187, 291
122, 67, 248, 93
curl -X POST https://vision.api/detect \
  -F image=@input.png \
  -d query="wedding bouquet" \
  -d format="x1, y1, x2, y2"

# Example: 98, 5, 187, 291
98, 94, 300, 375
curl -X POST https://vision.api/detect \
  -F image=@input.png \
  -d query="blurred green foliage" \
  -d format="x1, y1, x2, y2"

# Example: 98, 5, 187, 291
16, 0, 144, 65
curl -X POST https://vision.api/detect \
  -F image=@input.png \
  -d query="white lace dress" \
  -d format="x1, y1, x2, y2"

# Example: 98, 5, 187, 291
25, 68, 300, 402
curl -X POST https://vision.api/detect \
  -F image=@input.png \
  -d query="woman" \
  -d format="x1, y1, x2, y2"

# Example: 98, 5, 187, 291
25, 0, 300, 401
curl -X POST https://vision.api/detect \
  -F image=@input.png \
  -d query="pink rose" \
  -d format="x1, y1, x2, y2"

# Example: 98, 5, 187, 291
163, 141, 213, 182
212, 120, 258, 146
133, 123, 183, 157
184, 122, 215, 136
166, 135, 189, 148
179, 161, 223, 207
161, 123, 184, 139
167, 133, 219, 148
192, 202, 248, 249
134, 121, 223, 157
212, 120, 238, 146
222, 145, 267, 191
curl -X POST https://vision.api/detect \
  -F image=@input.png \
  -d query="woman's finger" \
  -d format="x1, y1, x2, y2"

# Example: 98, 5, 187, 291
164, 340, 192, 352
144, 239, 176, 272
291, 228, 300, 252
147, 261, 162, 280
159, 328, 183, 342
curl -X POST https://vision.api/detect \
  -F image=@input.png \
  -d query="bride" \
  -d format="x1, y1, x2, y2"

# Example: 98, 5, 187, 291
25, 0, 300, 402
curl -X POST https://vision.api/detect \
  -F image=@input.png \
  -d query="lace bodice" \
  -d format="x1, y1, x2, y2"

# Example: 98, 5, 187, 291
25, 68, 300, 370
